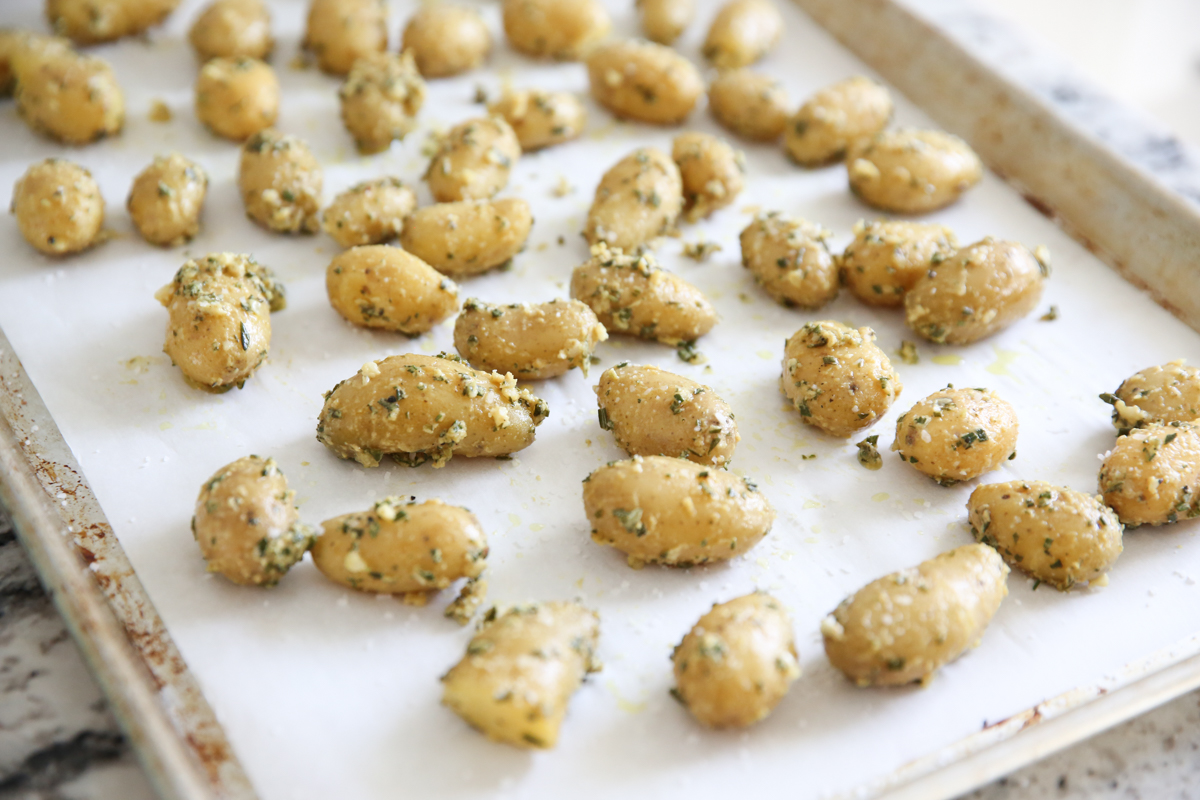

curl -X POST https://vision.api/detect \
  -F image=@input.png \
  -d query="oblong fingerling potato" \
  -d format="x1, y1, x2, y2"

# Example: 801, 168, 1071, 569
12, 159, 105, 256
189, 0, 273, 62
848, 128, 983, 213
487, 89, 586, 152
338, 50, 426, 155
1099, 422, 1200, 527
16, 47, 124, 144
639, 0, 694, 44
322, 177, 416, 248
502, 0, 609, 60
454, 298, 607, 379
48, 0, 177, 44
708, 68, 788, 142
127, 153, 208, 247
326, 245, 458, 334
316, 353, 549, 468
303, 0, 387, 76
785, 76, 892, 167
740, 212, 838, 309
892, 386, 1018, 486
238, 129, 323, 234
402, 4, 490, 78
585, 147, 683, 252
583, 455, 772, 568
1103, 360, 1200, 435
399, 198, 532, 278
841, 220, 957, 308
424, 116, 520, 202
673, 131, 745, 222
587, 39, 703, 125
822, 544, 1009, 687
702, 0, 782, 69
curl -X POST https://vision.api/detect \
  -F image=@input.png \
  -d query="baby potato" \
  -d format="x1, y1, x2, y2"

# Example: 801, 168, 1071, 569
239, 129, 323, 234
786, 76, 892, 167
127, 153, 208, 247
339, 50, 426, 155
848, 128, 983, 213
673, 132, 745, 222
454, 298, 607, 379
702, 0, 782, 69
905, 238, 1045, 345
583, 455, 772, 568
739, 212, 838, 309
15, 47, 123, 144
782, 321, 901, 438
188, 0, 273, 61
316, 353, 549, 468
639, 0, 694, 44
192, 455, 313, 587
892, 386, 1018, 486
424, 116, 520, 203
596, 363, 739, 467
584, 147, 683, 251
402, 5, 490, 78
1099, 422, 1200, 527
571, 244, 717, 346
47, 0, 178, 45
1103, 360, 1200, 435
321, 177, 416, 248
313, 496, 486, 597
841, 220, 958, 307
822, 544, 1009, 687
708, 68, 788, 141
502, 0, 610, 60
11, 159, 104, 256
399, 198, 532, 278
195, 56, 279, 141
587, 40, 703, 125
303, 0, 387, 76
673, 593, 798, 728
969, 481, 1123, 590
325, 245, 458, 334
441, 601, 600, 749
487, 89, 586, 152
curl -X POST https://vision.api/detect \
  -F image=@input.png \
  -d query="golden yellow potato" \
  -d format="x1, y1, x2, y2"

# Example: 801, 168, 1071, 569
194, 56, 278, 141
823, 544, 1009, 687
892, 387, 1018, 486
487, 89, 586, 152
673, 131, 744, 222
127, 153, 208, 247
785, 76, 892, 167
673, 593, 798, 727
782, 321, 901, 438
1099, 422, 1200, 527
338, 50, 426, 155
442, 602, 600, 749
584, 455, 772, 568
639, 0, 695, 44
707, 68, 788, 141
502, 0, 610, 60
968, 481, 1123, 590
7, 31, 72, 82
424, 116, 520, 203
1103, 360, 1200, 436
321, 177, 416, 249
238, 129, 323, 234
586, 39, 703, 125
402, 5, 490, 78
47, 0, 178, 45
188, 0, 273, 61
316, 353, 549, 468
841, 220, 957, 307
584, 147, 683, 251
15, 47, 123, 144
11, 159, 104, 256
399, 198, 532, 278
848, 128, 983, 213
702, 0, 782, 69
739, 212, 837, 308
904, 238, 1045, 345
303, 0, 387, 76
454, 298, 607, 379
325, 245, 459, 334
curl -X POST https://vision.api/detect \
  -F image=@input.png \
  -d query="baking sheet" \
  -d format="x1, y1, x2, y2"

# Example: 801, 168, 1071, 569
2, 1, 1200, 798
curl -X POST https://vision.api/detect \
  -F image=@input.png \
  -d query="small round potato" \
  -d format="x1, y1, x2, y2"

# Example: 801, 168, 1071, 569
596, 363, 739, 467
155, 253, 284, 392
303, 0, 387, 76
639, 0, 695, 44
822, 543, 1009, 687
424, 116, 520, 203
1103, 360, 1200, 436
892, 386, 1018, 486
238, 129, 323, 234
321, 177, 416, 248
673, 132, 744, 222
502, 0, 610, 60
782, 321, 901, 438
740, 212, 837, 309
702, 0, 782, 69
841, 220, 958, 307
192, 455, 313, 587
47, 0, 178, 45
402, 5, 490, 78
848, 128, 983, 213
708, 69, 788, 142
454, 298, 607, 379
487, 90, 586, 152
786, 76, 892, 167
905, 238, 1045, 345
127, 153, 208, 247
316, 353, 550, 468
326, 245, 459, 334
584, 455, 772, 568
194, 56, 279, 141
7, 31, 73, 84
188, 0, 273, 62
587, 40, 703, 125
15, 48, 123, 144
584, 147, 683, 251
673, 593, 798, 728
11, 159, 104, 256
1099, 422, 1200, 527
339, 50, 426, 155
969, 481, 1123, 590
399, 198, 532, 278
571, 244, 717, 346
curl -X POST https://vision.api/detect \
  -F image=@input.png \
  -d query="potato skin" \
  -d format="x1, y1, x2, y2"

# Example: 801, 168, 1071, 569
338, 51, 426, 155
823, 544, 1008, 687
488, 90, 586, 152
848, 128, 983, 213
785, 77, 892, 167
47, 0, 178, 45
702, 0, 782, 69
1105, 360, 1200, 435
502, 0, 610, 60
238, 129, 323, 234
424, 116, 520, 203
782, 321, 901, 438
892, 387, 1018, 486
399, 198, 532, 278
321, 177, 416, 249
584, 148, 683, 251
316, 353, 549, 468
584, 455, 772, 568
969, 481, 1123, 590
127, 153, 208, 247
189, 0, 273, 62
639, 0, 694, 44
11, 159, 104, 256
454, 298, 607, 379
905, 238, 1044, 345
16, 47, 123, 144
441, 602, 600, 749
304, 0, 387, 76
570, 244, 717, 345
325, 245, 458, 334
195, 56, 278, 141
673, 132, 744, 222
740, 212, 838, 309
708, 69, 788, 142
402, 5, 490, 78
587, 40, 703, 125
596, 363, 739, 467
1099, 422, 1200, 527
841, 220, 957, 308
673, 593, 799, 728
